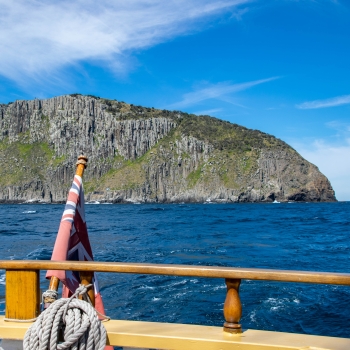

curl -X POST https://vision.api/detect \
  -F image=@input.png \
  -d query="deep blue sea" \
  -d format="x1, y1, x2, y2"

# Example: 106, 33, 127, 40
0, 202, 350, 338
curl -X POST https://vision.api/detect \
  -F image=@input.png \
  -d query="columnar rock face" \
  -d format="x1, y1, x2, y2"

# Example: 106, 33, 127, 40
1, 96, 176, 160
0, 95, 336, 203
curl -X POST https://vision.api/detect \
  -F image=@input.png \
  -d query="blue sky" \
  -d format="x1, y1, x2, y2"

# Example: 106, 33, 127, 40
1, 0, 349, 200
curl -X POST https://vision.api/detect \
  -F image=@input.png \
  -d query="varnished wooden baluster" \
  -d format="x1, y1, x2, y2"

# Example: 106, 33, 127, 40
223, 278, 242, 333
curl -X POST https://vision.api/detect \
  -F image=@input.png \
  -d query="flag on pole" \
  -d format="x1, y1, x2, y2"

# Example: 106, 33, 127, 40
46, 174, 106, 317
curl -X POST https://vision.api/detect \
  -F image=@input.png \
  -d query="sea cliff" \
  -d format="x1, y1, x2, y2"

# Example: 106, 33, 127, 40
0, 95, 336, 203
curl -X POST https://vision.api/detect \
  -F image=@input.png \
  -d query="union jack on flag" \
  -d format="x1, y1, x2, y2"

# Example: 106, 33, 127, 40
46, 174, 106, 317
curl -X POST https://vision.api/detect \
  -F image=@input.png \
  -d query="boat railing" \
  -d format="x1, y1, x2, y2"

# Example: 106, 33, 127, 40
1, 260, 350, 349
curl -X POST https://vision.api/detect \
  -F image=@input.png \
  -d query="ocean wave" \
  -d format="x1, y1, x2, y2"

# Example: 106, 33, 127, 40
162, 279, 188, 289
22, 210, 37, 214
173, 292, 187, 299
138, 285, 155, 290
26, 247, 52, 260
141, 207, 165, 212
236, 218, 259, 222
212, 285, 226, 291
0, 273, 5, 285
263, 297, 300, 312
249, 310, 257, 323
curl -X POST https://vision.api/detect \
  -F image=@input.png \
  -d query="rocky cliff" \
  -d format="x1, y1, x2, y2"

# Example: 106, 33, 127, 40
0, 94, 336, 203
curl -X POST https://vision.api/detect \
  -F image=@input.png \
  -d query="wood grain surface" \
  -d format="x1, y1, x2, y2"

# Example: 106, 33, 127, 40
1, 260, 350, 285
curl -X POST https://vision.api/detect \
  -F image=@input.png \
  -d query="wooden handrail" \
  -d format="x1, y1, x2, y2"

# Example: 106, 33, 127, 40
1, 260, 350, 285
2, 259, 350, 334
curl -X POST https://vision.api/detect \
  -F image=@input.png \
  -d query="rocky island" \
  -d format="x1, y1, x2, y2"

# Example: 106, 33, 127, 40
0, 94, 336, 203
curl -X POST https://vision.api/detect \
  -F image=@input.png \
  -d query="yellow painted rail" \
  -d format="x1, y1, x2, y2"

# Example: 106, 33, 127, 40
2, 317, 350, 350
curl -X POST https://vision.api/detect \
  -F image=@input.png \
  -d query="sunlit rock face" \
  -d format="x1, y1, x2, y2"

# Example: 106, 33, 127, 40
0, 95, 336, 203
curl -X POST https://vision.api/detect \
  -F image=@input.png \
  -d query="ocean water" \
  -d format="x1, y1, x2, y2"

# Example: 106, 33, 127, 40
0, 202, 350, 338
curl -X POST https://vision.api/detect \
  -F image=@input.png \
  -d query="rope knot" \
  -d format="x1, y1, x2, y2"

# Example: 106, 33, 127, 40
62, 284, 93, 323
42, 289, 59, 309
74, 283, 92, 297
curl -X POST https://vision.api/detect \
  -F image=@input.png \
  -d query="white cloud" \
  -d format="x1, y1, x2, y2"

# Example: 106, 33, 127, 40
0, 0, 250, 86
193, 108, 223, 116
326, 120, 350, 133
292, 139, 350, 201
296, 94, 350, 109
168, 77, 279, 109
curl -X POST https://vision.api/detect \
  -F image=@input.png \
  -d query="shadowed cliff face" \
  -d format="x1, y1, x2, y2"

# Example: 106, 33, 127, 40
0, 95, 336, 203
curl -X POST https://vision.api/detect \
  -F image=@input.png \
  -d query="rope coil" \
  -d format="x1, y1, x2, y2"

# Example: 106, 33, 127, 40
23, 284, 107, 350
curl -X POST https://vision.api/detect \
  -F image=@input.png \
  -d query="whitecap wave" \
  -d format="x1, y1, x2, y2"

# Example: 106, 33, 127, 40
249, 310, 257, 323
164, 279, 188, 289
264, 297, 291, 312
213, 285, 226, 291
138, 285, 155, 290
0, 274, 5, 285
26, 247, 52, 260
22, 210, 36, 214
173, 292, 187, 299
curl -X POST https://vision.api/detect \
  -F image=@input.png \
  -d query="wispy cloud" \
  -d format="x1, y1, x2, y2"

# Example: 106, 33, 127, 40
296, 94, 350, 109
0, 0, 250, 86
326, 120, 350, 133
193, 108, 223, 116
169, 77, 279, 109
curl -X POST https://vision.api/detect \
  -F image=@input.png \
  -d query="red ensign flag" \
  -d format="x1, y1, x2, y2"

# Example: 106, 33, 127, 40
46, 174, 111, 347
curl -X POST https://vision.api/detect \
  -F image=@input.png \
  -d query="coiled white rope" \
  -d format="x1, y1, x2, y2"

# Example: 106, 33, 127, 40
23, 284, 107, 350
